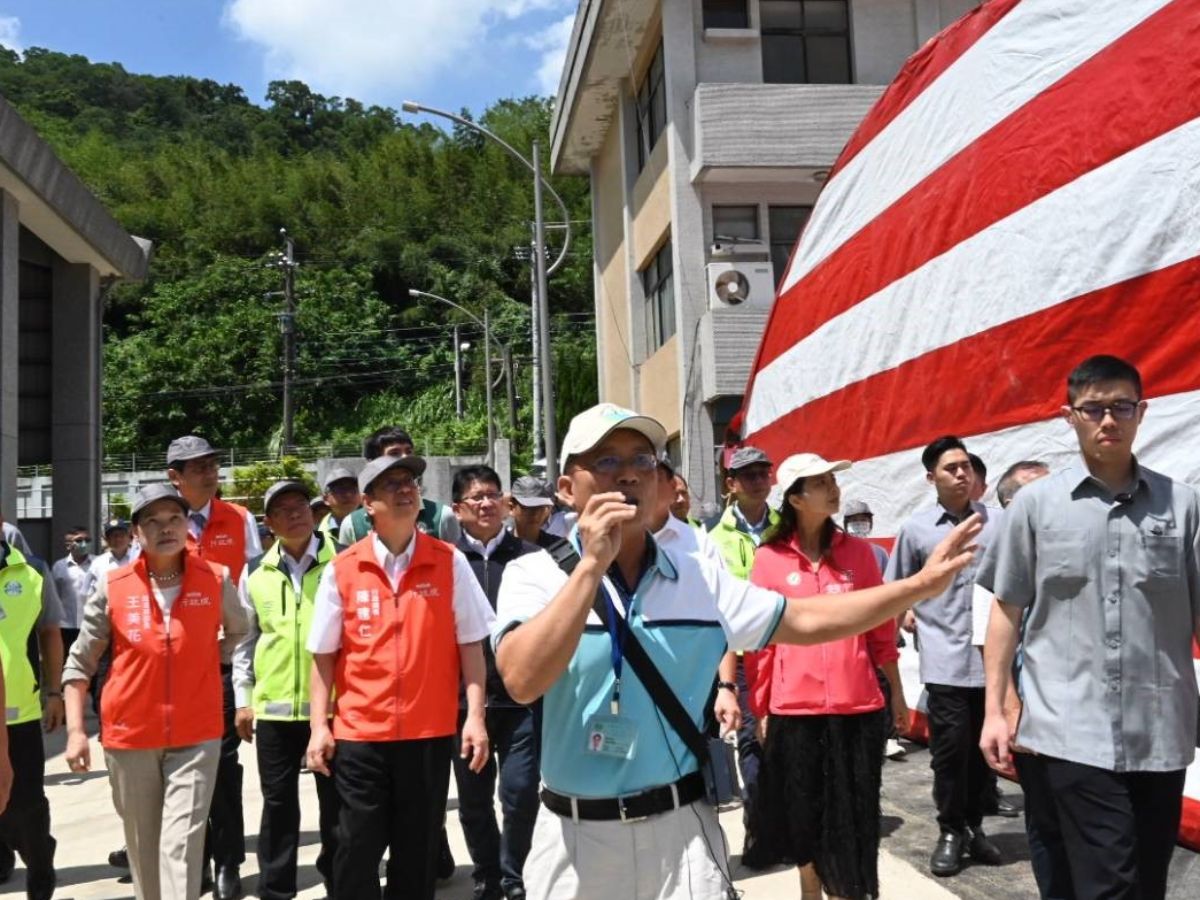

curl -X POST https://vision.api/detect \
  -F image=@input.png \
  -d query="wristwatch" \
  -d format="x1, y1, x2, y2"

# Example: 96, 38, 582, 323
717, 681, 738, 693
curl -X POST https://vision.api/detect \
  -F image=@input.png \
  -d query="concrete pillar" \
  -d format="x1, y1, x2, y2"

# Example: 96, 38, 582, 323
51, 261, 102, 542
0, 190, 17, 523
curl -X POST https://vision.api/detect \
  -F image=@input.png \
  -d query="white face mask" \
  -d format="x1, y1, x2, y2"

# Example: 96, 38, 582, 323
845, 520, 871, 538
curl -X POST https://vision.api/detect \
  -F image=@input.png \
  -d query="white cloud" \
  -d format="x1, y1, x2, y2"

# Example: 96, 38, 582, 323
224, 0, 574, 102
527, 13, 574, 97
0, 16, 23, 55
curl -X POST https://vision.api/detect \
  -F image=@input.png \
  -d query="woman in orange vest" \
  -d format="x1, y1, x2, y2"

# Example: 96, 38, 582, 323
61, 483, 249, 900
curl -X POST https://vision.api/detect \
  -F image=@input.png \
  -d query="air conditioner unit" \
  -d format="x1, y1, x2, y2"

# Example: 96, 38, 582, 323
706, 261, 775, 310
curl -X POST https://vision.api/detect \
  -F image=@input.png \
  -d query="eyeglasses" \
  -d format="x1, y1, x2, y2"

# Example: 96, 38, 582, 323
734, 468, 773, 483
1071, 400, 1141, 422
373, 476, 419, 494
461, 492, 503, 506
582, 453, 658, 474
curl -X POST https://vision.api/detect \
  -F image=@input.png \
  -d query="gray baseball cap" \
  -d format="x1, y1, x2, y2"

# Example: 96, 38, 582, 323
727, 446, 772, 472
358, 455, 426, 494
842, 499, 873, 519
166, 435, 218, 466
263, 480, 311, 514
323, 466, 358, 491
131, 484, 189, 523
510, 475, 554, 508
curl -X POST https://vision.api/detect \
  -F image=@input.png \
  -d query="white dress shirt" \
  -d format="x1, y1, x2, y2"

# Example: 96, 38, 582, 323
189, 499, 263, 558
52, 554, 94, 629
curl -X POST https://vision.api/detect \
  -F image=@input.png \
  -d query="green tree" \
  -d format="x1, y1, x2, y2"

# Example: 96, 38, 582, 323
229, 457, 318, 516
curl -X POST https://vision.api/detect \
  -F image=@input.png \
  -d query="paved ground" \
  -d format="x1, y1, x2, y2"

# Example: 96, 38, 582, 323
5, 728, 1199, 898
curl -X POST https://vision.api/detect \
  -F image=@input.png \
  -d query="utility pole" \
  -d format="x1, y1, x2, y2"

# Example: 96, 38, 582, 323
453, 324, 464, 419
272, 229, 298, 456
529, 236, 542, 467
532, 141, 558, 482
502, 345, 517, 433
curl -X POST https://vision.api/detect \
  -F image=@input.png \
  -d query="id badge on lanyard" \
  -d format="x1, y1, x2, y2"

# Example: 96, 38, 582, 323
584, 585, 640, 759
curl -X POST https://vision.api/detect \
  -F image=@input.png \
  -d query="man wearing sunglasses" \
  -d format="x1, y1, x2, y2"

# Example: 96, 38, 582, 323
493, 403, 981, 899
980, 355, 1200, 900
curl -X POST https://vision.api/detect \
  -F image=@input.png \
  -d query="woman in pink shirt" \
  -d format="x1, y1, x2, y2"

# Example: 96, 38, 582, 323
745, 453, 908, 900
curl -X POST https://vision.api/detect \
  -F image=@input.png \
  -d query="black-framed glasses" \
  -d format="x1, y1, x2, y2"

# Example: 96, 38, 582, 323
583, 453, 658, 474
1071, 400, 1141, 422
461, 492, 503, 506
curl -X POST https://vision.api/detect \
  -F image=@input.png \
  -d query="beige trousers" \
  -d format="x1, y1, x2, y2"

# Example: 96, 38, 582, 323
105, 739, 221, 900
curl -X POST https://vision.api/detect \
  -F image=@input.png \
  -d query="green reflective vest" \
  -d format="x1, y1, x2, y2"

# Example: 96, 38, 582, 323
0, 546, 44, 725
707, 504, 780, 580
246, 534, 337, 721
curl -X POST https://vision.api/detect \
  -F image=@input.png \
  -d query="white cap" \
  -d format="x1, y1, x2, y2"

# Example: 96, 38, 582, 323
560, 403, 667, 465
775, 453, 851, 491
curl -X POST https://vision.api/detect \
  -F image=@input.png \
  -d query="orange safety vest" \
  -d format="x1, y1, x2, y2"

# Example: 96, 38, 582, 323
101, 556, 225, 750
188, 497, 251, 581
332, 532, 458, 742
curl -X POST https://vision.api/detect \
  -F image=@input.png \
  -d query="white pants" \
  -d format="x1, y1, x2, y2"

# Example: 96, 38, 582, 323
105, 740, 221, 900
524, 799, 733, 899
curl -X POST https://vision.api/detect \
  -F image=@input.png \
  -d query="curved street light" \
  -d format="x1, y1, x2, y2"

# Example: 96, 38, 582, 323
402, 99, 569, 482
408, 288, 495, 466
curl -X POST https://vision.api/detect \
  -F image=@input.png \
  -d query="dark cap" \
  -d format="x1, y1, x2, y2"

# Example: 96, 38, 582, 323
130, 484, 189, 523
727, 446, 772, 472
358, 455, 426, 494
510, 475, 554, 508
322, 466, 358, 491
166, 435, 217, 466
263, 480, 311, 514
103, 518, 132, 535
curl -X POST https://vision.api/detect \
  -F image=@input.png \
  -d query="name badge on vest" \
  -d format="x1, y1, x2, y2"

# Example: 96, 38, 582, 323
584, 714, 638, 759
0, 604, 7, 621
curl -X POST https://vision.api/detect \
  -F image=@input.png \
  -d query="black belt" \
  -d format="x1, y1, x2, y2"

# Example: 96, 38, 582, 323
540, 771, 705, 822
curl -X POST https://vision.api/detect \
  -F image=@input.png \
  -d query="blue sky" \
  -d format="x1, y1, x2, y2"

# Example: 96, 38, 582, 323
0, 1, 576, 116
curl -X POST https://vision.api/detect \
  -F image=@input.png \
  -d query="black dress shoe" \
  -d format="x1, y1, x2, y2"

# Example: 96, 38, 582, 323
108, 846, 130, 869
505, 888, 527, 900
26, 867, 56, 900
983, 790, 1021, 818
201, 862, 214, 894
215, 864, 242, 900
930, 830, 965, 876
967, 827, 1003, 865
472, 881, 503, 900
0, 842, 14, 883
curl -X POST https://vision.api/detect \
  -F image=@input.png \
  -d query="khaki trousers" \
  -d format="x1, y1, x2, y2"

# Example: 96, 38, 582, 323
105, 739, 221, 900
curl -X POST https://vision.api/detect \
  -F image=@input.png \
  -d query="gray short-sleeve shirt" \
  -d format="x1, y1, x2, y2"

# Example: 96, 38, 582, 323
976, 458, 1200, 773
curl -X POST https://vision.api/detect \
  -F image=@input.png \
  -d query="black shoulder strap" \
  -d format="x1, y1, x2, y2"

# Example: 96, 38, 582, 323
548, 540, 709, 764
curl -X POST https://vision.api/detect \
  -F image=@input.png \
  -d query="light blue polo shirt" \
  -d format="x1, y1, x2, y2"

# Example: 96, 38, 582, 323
494, 531, 785, 798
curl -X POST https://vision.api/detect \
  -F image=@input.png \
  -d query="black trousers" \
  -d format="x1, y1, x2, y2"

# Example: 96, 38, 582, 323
925, 684, 992, 833
452, 707, 539, 892
333, 736, 453, 900
205, 667, 245, 870
1018, 754, 1184, 900
0, 721, 56, 894
256, 720, 340, 899
734, 657, 765, 840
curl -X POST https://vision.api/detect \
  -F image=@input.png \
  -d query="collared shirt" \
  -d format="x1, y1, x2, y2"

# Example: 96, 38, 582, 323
461, 529, 506, 562
977, 458, 1200, 772
189, 499, 264, 557
885, 500, 1002, 687
306, 535, 494, 654
731, 503, 771, 545
51, 554, 93, 629
83, 547, 141, 601
654, 514, 726, 572
276, 536, 319, 596
494, 529, 786, 798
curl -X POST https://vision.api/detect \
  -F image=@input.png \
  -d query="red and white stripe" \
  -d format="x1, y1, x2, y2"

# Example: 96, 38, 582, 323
740, 0, 1200, 849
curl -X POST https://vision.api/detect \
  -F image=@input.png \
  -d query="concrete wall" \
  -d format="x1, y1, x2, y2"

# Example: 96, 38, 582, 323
638, 336, 681, 438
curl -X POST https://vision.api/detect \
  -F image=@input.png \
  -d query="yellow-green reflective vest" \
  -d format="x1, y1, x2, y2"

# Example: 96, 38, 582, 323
246, 534, 336, 721
0, 547, 44, 725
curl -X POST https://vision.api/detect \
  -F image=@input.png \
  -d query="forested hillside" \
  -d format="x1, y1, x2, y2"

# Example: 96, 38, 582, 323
0, 47, 595, 462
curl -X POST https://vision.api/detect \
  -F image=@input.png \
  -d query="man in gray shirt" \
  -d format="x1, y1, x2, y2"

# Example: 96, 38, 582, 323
886, 435, 1004, 876
979, 355, 1200, 900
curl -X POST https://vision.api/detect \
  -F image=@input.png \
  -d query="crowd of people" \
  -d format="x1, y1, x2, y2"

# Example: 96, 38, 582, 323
0, 353, 1194, 900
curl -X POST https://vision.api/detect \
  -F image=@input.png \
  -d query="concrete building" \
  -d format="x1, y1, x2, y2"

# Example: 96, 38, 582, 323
550, 0, 978, 509
0, 94, 149, 556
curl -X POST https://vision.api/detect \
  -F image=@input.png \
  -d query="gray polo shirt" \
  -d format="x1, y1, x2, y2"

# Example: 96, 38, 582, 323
976, 459, 1200, 773
886, 501, 1002, 688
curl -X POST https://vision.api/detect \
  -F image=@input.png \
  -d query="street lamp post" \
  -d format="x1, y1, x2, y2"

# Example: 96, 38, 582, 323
401, 100, 572, 482
408, 289, 495, 465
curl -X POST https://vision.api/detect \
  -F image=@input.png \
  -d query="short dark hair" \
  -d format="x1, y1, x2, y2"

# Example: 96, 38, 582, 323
67, 526, 89, 536
1067, 355, 1142, 404
968, 453, 986, 481
996, 460, 1050, 507
452, 465, 502, 502
363, 426, 414, 460
921, 435, 967, 473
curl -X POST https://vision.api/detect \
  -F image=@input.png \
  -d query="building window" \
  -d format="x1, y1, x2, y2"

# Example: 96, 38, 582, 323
712, 205, 760, 244
769, 205, 813, 287
761, 1, 852, 84
703, 0, 749, 29
635, 42, 667, 171
642, 240, 675, 353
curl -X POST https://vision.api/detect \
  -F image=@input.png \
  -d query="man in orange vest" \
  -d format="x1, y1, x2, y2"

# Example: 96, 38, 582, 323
306, 453, 495, 900
166, 435, 261, 900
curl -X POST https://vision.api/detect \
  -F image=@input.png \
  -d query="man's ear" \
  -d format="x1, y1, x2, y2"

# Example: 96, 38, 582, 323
1060, 404, 1074, 424
557, 474, 577, 511
925, 470, 935, 487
